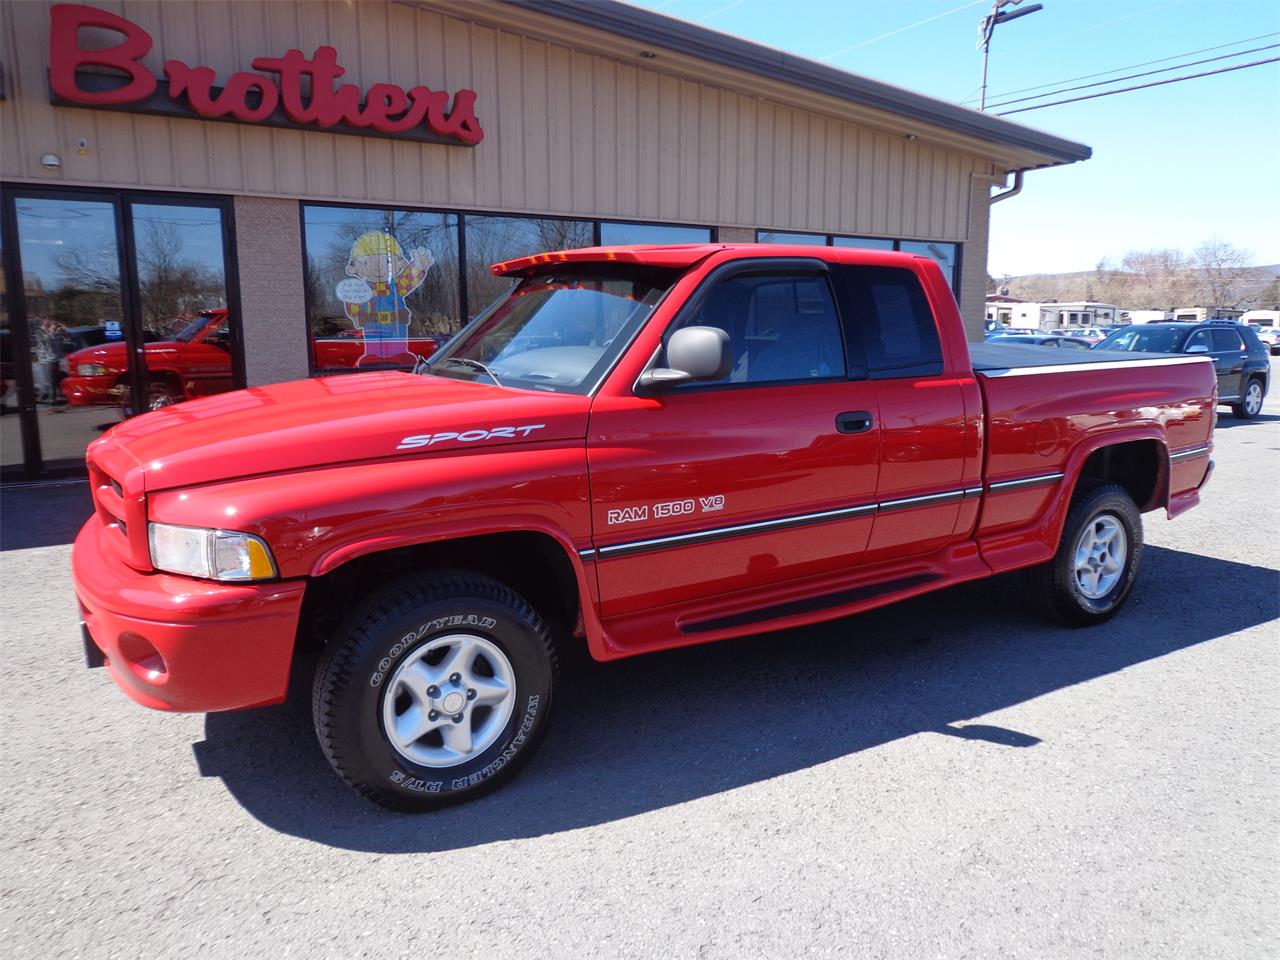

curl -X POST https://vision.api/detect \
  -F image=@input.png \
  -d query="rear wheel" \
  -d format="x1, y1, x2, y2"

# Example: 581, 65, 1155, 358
312, 572, 557, 812
1028, 483, 1143, 626
1231, 378, 1264, 419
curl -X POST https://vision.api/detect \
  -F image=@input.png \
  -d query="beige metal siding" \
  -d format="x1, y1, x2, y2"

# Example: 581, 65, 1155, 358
1, 0, 989, 242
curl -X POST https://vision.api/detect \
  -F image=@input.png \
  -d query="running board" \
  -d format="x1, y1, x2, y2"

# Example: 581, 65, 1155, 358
680, 572, 942, 635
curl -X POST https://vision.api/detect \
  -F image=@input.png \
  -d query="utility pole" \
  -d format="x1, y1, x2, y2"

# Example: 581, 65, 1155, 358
978, 0, 1044, 110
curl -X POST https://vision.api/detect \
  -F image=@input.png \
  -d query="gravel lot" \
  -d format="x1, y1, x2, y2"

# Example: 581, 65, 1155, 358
2, 372, 1277, 960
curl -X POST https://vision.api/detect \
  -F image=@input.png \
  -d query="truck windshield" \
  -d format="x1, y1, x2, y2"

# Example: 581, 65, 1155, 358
1096, 326, 1186, 353
430, 266, 678, 393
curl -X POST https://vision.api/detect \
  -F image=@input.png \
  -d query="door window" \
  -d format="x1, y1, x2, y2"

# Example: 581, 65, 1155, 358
1184, 330, 1212, 352
1210, 328, 1243, 351
673, 272, 846, 385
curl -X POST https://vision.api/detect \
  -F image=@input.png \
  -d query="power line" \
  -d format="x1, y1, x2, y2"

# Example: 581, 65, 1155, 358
996, 55, 1280, 115
961, 30, 1280, 103
819, 0, 984, 60
987, 42, 1280, 109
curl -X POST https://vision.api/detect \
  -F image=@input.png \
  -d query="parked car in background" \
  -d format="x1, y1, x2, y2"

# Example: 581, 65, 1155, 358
1252, 325, 1280, 355
1095, 321, 1270, 418
995, 334, 1094, 349
1058, 326, 1105, 344
61, 309, 449, 413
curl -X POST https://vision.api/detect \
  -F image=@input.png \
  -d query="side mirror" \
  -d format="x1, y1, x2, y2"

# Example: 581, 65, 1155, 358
636, 326, 733, 393
1186, 344, 1210, 354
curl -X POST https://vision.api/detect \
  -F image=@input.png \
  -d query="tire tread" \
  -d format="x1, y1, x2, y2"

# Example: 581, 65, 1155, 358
1027, 482, 1142, 627
312, 572, 558, 811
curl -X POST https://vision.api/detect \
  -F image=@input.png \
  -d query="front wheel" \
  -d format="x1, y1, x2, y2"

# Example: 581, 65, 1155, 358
120, 382, 180, 417
312, 573, 557, 812
1028, 483, 1143, 626
1231, 378, 1264, 420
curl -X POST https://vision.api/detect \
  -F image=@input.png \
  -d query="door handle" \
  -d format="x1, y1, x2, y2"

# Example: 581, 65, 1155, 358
836, 411, 874, 434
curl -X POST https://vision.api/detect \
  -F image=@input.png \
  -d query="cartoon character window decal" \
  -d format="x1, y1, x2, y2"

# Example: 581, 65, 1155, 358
336, 231, 435, 368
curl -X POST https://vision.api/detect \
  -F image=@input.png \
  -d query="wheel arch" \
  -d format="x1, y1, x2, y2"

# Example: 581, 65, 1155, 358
1047, 430, 1169, 553
300, 525, 603, 659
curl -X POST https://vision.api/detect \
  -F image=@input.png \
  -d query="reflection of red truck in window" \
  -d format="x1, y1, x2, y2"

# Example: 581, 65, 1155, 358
59, 308, 446, 411
73, 244, 1216, 814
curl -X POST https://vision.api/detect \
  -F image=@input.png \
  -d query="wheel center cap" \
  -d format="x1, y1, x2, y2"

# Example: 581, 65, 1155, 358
440, 691, 465, 713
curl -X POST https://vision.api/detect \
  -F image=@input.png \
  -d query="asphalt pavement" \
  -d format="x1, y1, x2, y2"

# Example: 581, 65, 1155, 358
1, 372, 1277, 960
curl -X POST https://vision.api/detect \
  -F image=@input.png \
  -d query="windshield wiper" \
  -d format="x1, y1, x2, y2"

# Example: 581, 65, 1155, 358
435, 356, 503, 386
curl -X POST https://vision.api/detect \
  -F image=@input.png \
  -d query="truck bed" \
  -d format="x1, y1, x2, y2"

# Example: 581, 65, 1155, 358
970, 342, 1190, 373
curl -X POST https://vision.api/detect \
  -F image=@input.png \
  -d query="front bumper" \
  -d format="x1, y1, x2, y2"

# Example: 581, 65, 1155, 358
61, 375, 120, 406
73, 517, 307, 712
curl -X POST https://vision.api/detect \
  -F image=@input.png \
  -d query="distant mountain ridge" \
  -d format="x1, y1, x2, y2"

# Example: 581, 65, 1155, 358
994, 263, 1280, 309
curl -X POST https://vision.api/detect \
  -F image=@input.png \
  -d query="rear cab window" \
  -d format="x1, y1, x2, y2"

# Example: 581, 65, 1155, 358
829, 265, 943, 379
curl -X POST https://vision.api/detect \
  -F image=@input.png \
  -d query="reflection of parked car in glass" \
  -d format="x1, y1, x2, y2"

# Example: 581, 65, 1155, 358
1095, 321, 1270, 419
313, 330, 449, 371
62, 308, 451, 414
61, 310, 235, 412
996, 334, 1093, 349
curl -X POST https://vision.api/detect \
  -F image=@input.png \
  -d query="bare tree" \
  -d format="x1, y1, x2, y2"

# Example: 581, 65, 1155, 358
1193, 238, 1253, 310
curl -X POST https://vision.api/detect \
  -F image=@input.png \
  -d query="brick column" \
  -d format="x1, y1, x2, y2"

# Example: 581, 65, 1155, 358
232, 196, 310, 386
958, 176, 992, 343
716, 226, 755, 243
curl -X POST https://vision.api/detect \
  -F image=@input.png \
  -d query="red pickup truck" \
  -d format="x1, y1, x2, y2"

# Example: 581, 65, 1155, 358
60, 309, 445, 411
73, 244, 1215, 811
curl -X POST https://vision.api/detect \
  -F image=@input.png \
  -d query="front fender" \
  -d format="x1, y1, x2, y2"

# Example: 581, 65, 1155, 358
145, 445, 607, 654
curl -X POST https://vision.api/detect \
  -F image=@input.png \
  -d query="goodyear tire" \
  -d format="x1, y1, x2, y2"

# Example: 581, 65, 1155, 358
1028, 483, 1143, 627
313, 572, 557, 812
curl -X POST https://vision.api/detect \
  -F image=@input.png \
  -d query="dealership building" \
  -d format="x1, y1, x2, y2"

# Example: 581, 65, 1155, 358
0, 0, 1089, 481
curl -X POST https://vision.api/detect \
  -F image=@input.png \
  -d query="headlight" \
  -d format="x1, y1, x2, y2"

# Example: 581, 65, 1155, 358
148, 523, 277, 581
77, 363, 108, 376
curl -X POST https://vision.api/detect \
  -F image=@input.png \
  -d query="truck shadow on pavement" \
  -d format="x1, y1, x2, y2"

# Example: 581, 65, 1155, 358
196, 544, 1278, 852
0, 482, 91, 551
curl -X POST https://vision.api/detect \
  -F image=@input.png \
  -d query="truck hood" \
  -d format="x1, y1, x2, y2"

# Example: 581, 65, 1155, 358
96, 372, 592, 492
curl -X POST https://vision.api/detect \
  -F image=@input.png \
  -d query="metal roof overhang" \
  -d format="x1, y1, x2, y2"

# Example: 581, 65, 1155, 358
399, 0, 1091, 172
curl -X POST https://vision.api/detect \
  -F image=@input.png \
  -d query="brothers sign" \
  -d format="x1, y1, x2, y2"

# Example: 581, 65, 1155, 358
48, 3, 484, 145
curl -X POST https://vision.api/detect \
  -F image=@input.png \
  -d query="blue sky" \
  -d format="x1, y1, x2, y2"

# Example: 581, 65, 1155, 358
625, 0, 1280, 276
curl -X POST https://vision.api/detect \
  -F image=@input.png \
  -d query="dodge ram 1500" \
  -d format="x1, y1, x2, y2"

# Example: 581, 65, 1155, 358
73, 244, 1216, 811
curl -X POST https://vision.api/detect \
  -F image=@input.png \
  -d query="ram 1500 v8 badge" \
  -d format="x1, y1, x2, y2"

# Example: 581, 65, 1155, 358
73, 244, 1216, 811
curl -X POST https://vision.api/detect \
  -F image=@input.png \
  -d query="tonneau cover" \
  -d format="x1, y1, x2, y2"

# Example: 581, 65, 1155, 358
970, 342, 1193, 373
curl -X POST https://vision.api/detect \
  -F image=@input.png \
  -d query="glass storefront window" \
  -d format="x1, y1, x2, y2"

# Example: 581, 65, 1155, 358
899, 240, 958, 290
833, 236, 895, 250
303, 205, 461, 372
464, 216, 593, 319
756, 230, 827, 245
0, 223, 18, 471
599, 222, 712, 246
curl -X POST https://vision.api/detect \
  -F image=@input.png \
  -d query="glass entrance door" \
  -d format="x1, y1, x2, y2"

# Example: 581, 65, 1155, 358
0, 189, 240, 480
3, 194, 133, 476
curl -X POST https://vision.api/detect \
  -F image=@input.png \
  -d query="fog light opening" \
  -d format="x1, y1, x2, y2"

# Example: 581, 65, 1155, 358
117, 632, 169, 684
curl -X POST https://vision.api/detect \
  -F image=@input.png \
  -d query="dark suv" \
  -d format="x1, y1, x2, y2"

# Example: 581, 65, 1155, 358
1095, 321, 1270, 419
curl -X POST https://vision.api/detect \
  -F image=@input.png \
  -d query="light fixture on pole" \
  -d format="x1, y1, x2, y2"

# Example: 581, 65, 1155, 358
978, 0, 1044, 110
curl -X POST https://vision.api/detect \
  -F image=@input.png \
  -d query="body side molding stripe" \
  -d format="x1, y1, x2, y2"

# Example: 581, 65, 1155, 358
1169, 445, 1211, 463
987, 472, 1065, 492
578, 468, 1086, 562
